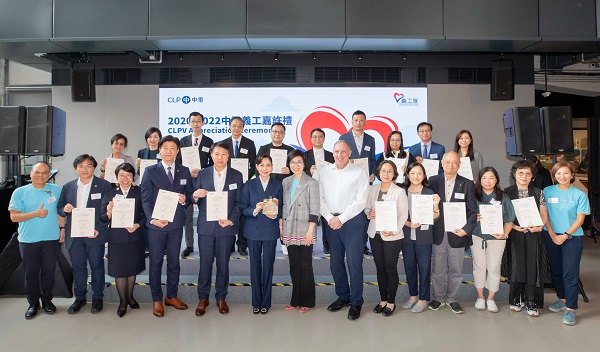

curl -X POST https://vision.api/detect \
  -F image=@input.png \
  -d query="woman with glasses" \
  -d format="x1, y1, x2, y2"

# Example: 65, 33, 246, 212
376, 131, 415, 186
100, 133, 137, 182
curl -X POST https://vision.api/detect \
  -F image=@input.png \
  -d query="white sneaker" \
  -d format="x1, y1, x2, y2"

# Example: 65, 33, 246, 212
486, 300, 498, 313
282, 245, 288, 255
474, 298, 486, 310
510, 302, 524, 312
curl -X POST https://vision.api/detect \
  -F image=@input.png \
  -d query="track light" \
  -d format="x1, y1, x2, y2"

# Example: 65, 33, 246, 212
179, 53, 183, 61
221, 53, 224, 61
403, 53, 407, 60
313, 52, 317, 60
358, 53, 362, 60
274, 53, 279, 61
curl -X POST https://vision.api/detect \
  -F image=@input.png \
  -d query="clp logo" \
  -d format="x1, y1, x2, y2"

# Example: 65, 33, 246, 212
167, 96, 191, 104
182, 96, 191, 104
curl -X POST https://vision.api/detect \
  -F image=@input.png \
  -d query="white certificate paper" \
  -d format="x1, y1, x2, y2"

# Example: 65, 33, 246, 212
375, 201, 397, 232
139, 159, 156, 182
389, 156, 409, 184
353, 158, 370, 175
105, 158, 124, 184
180, 146, 201, 171
151, 189, 179, 222
511, 197, 544, 227
458, 157, 473, 180
71, 208, 95, 237
270, 149, 288, 174
111, 198, 135, 228
443, 202, 466, 232
479, 204, 504, 235
421, 159, 439, 178
230, 158, 249, 183
410, 194, 434, 225
206, 191, 228, 221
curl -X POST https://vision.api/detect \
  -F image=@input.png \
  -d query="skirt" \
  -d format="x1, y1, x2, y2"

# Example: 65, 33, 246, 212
107, 240, 145, 278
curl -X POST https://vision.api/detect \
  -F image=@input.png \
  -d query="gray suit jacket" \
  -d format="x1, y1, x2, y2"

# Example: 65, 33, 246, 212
282, 173, 320, 240
364, 182, 408, 241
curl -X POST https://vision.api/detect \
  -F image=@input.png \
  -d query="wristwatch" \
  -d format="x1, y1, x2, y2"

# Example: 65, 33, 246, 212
563, 232, 573, 240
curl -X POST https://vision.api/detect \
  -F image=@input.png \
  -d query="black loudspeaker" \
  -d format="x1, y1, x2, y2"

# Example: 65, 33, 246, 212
541, 106, 574, 154
491, 59, 514, 101
503, 107, 544, 156
25, 106, 66, 156
71, 62, 96, 102
0, 106, 26, 155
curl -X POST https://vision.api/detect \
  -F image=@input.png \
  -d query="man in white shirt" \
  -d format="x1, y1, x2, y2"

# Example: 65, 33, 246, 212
319, 140, 369, 320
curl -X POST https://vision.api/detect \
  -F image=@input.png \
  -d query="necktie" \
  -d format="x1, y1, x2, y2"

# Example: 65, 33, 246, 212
167, 166, 174, 184
194, 137, 198, 147
234, 140, 239, 158
423, 144, 429, 159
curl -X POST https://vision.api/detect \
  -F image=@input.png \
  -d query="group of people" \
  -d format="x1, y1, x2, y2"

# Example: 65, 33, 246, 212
8, 110, 589, 326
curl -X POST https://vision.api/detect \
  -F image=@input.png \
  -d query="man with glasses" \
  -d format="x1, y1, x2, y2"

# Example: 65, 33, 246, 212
409, 122, 446, 172
58, 154, 112, 315
177, 112, 214, 258
9, 162, 65, 319
257, 122, 295, 182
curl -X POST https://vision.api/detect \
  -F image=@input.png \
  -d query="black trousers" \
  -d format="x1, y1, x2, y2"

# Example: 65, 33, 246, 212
369, 233, 402, 303
19, 240, 59, 304
287, 244, 316, 308
320, 216, 329, 251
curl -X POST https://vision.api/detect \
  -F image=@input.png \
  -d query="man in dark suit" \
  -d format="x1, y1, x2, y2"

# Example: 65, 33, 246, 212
428, 151, 477, 314
57, 154, 112, 315
220, 116, 256, 256
304, 128, 335, 255
257, 122, 295, 183
177, 112, 214, 258
339, 110, 376, 255
141, 135, 194, 317
408, 122, 446, 172
192, 141, 243, 316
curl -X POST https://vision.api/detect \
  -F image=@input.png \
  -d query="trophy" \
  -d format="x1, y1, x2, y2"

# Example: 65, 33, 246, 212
262, 196, 279, 217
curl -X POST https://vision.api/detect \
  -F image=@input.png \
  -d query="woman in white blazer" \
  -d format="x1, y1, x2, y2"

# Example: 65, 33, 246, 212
365, 160, 409, 316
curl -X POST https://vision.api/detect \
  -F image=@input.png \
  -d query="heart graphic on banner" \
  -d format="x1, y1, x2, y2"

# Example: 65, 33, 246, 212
393, 93, 405, 103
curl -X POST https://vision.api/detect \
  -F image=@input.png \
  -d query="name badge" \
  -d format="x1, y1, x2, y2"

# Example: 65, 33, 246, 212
91, 193, 101, 200
548, 197, 559, 204
420, 225, 429, 231
180, 179, 187, 185
240, 148, 248, 154
364, 146, 371, 152
202, 146, 210, 153
382, 194, 392, 201
455, 192, 465, 200
430, 153, 438, 159
113, 194, 125, 201
229, 183, 238, 190
47, 196, 56, 204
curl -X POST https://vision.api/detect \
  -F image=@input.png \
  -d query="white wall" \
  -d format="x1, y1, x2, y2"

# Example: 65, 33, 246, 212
51, 84, 534, 188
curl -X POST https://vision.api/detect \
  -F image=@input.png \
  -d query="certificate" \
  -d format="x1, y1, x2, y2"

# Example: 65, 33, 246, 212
421, 159, 439, 178
458, 157, 473, 180
312, 158, 332, 180
479, 204, 504, 235
410, 194, 434, 225
230, 158, 249, 183
443, 202, 466, 232
375, 201, 397, 232
353, 158, 370, 175
389, 156, 408, 184
270, 149, 288, 174
139, 159, 156, 182
206, 191, 228, 221
151, 189, 179, 222
105, 158, 124, 184
71, 208, 95, 237
511, 197, 544, 227
180, 146, 201, 171
111, 198, 135, 228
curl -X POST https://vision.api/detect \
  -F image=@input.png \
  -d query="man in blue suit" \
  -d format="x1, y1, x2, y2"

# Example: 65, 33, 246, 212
141, 135, 194, 317
57, 154, 112, 315
192, 141, 243, 316
408, 122, 446, 173
339, 110, 376, 255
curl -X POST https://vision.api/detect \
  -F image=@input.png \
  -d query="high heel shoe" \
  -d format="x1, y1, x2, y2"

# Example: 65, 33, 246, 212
117, 307, 127, 318
128, 298, 140, 309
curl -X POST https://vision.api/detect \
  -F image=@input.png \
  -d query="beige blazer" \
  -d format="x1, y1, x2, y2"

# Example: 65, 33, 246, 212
364, 182, 408, 241
282, 173, 320, 239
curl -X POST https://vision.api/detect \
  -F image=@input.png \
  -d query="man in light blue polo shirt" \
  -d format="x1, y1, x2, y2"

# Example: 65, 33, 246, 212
9, 162, 65, 319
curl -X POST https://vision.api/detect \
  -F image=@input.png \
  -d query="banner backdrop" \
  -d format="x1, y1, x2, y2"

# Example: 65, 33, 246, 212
159, 87, 427, 154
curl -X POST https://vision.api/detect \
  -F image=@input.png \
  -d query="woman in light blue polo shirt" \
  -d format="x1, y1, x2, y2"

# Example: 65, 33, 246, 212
543, 161, 590, 326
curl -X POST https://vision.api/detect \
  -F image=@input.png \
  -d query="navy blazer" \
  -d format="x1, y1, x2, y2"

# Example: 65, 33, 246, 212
220, 135, 257, 179
240, 177, 283, 241
57, 176, 112, 249
177, 134, 214, 169
429, 174, 477, 248
339, 131, 377, 176
303, 148, 334, 177
195, 166, 244, 236
140, 162, 194, 231
137, 148, 161, 160
402, 186, 437, 245
408, 141, 446, 172
100, 185, 146, 244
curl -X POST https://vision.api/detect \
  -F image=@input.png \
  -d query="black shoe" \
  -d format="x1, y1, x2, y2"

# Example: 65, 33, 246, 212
260, 308, 269, 315
68, 300, 87, 314
373, 303, 386, 314
41, 300, 56, 314
382, 305, 396, 317
91, 299, 103, 314
239, 248, 248, 256
117, 307, 127, 318
144, 252, 150, 258
327, 299, 351, 312
324, 248, 330, 255
25, 303, 40, 320
428, 300, 444, 311
128, 298, 140, 309
449, 302, 464, 314
363, 247, 372, 256
347, 306, 362, 320
181, 247, 194, 257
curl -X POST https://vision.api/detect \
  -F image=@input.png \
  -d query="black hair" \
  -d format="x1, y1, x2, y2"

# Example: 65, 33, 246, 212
210, 141, 230, 154
114, 162, 135, 179
376, 160, 399, 182
405, 162, 430, 187
230, 116, 244, 126
310, 128, 325, 138
256, 153, 273, 166
110, 133, 128, 147
286, 149, 305, 168
510, 160, 537, 180
454, 130, 474, 160
416, 122, 432, 131
271, 122, 285, 132
384, 131, 407, 159
158, 135, 181, 149
475, 166, 503, 201
145, 127, 162, 141
72, 154, 98, 169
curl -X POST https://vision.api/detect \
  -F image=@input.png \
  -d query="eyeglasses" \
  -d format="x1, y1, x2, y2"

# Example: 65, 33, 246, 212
113, 142, 126, 147
271, 130, 285, 135
380, 169, 395, 174
189, 120, 204, 125
290, 161, 304, 166
418, 129, 431, 134
311, 135, 324, 139
118, 174, 133, 179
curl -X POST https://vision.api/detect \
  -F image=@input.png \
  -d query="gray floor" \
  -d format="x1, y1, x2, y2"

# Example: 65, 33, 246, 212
1, 235, 599, 352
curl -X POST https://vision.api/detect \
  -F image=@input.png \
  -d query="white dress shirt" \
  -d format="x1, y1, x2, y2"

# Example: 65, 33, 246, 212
213, 167, 227, 192
318, 162, 369, 224
76, 178, 92, 208
353, 132, 364, 155
312, 147, 325, 161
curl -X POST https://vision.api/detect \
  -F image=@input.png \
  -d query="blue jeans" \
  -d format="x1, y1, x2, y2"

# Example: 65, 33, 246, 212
543, 233, 583, 309
402, 239, 432, 301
